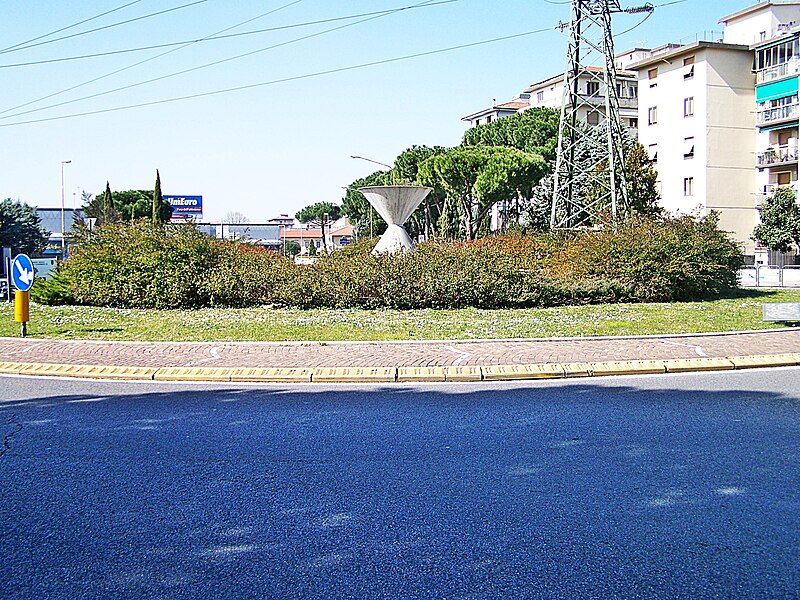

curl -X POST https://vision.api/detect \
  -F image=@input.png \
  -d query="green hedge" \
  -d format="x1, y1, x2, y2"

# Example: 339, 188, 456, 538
33, 215, 743, 309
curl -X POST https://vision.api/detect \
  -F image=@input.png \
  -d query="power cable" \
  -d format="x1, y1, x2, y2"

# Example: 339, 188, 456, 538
0, 0, 146, 54
0, 0, 455, 121
0, 0, 211, 56
0, 26, 558, 128
616, 8, 654, 36
0, 0, 306, 117
0, 0, 692, 128
0, 1, 456, 69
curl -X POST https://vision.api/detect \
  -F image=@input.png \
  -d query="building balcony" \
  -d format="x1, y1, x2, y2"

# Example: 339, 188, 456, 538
756, 144, 799, 168
758, 103, 799, 125
756, 183, 798, 207
756, 61, 800, 84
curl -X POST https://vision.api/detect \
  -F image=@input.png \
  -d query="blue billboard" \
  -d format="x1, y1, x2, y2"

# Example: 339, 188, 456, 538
165, 195, 203, 221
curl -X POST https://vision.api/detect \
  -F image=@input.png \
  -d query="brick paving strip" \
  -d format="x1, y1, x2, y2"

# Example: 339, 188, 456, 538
1, 329, 798, 370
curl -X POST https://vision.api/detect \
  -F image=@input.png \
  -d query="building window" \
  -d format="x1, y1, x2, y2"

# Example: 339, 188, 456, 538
648, 106, 658, 125
537, 91, 544, 103
778, 171, 792, 186
629, 118, 638, 128
683, 137, 695, 159
756, 37, 800, 70
648, 68, 658, 87
586, 81, 600, 96
587, 111, 600, 125
683, 56, 695, 79
684, 177, 694, 197
649, 144, 658, 163
486, 115, 492, 124
684, 96, 694, 117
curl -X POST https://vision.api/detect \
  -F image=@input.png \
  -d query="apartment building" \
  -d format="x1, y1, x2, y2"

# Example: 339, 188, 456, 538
461, 51, 645, 130
630, 41, 757, 252
747, 8, 800, 240
629, 2, 800, 257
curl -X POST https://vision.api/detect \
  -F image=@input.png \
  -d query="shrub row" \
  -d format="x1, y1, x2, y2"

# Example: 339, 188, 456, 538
33, 215, 744, 309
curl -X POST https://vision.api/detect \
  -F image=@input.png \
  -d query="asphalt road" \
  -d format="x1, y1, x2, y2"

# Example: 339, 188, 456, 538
2, 370, 799, 599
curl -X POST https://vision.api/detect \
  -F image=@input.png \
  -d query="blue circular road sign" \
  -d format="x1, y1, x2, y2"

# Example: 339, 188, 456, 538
11, 254, 35, 292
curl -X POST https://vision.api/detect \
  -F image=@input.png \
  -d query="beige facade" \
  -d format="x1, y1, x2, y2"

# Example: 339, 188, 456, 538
632, 42, 758, 252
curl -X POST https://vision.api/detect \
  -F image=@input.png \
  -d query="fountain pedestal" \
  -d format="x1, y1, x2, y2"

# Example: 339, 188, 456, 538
358, 186, 432, 255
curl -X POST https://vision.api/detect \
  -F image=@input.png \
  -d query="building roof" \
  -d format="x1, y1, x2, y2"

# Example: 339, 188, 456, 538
720, 1, 800, 25
626, 41, 751, 70
524, 66, 636, 92
330, 223, 354, 237
282, 227, 322, 240
462, 101, 529, 122
36, 208, 84, 235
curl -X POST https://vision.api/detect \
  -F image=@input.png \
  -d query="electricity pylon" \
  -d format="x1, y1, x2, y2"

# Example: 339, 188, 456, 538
551, 0, 631, 230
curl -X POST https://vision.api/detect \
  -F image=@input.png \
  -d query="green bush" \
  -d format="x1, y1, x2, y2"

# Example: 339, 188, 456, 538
545, 213, 743, 302
34, 214, 743, 309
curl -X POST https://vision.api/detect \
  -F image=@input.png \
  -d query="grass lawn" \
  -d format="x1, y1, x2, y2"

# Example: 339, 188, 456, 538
1, 289, 799, 342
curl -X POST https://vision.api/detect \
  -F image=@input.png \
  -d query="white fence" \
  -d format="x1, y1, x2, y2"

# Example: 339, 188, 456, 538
739, 265, 800, 288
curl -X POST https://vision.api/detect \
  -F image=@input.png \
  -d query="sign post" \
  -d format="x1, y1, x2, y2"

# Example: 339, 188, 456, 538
2, 247, 10, 302
11, 254, 35, 337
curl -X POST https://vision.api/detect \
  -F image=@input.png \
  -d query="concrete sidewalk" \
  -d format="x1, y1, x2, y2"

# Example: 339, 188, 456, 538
1, 329, 799, 382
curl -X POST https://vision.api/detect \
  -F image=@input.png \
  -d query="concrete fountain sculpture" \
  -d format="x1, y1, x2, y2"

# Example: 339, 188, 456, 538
358, 186, 432, 255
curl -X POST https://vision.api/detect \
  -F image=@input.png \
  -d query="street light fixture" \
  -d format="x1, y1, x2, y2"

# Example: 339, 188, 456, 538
350, 155, 392, 170
60, 160, 72, 258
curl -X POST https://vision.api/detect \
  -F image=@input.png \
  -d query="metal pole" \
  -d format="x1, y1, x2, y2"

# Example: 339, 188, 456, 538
60, 160, 71, 258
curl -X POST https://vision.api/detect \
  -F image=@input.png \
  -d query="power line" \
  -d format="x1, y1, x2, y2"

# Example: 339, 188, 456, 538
0, 0, 307, 117
0, 0, 146, 54
0, 1, 456, 69
617, 8, 655, 36
0, 27, 558, 129
0, 0, 211, 56
0, 0, 455, 121
0, 0, 693, 128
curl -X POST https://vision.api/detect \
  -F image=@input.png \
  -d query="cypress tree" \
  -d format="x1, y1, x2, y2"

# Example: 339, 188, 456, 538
101, 181, 114, 225
152, 170, 164, 225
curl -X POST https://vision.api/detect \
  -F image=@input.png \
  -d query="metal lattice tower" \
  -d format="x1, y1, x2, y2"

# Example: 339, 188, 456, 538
551, 0, 629, 230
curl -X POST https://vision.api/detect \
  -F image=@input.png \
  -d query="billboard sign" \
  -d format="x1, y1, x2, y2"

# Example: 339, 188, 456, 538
165, 195, 203, 221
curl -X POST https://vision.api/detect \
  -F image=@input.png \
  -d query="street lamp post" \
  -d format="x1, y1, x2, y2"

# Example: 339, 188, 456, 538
351, 155, 394, 239
323, 211, 329, 252
60, 160, 72, 258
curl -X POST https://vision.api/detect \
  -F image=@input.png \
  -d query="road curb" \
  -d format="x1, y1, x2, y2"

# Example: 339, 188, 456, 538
2, 354, 799, 383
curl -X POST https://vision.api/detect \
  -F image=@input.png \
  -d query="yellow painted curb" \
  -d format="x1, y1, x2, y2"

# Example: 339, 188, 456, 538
588, 360, 667, 377
0, 361, 25, 375
0, 354, 797, 384
663, 358, 735, 373
443, 366, 483, 382
561, 362, 593, 377
229, 367, 313, 382
1, 362, 158, 379
311, 367, 396, 383
482, 364, 565, 380
68, 365, 158, 380
153, 367, 235, 381
397, 366, 446, 382
728, 353, 800, 370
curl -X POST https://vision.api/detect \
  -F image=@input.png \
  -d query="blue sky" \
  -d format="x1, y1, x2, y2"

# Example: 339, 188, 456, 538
1, 0, 754, 222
